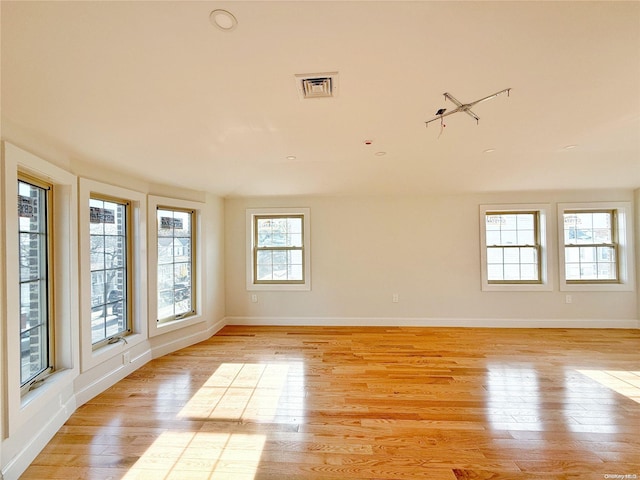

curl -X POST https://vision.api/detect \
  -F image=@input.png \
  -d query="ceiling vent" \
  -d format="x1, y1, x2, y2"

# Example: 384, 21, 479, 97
295, 72, 339, 99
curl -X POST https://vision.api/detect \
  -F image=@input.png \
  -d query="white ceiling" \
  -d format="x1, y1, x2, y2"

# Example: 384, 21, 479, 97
2, 1, 639, 197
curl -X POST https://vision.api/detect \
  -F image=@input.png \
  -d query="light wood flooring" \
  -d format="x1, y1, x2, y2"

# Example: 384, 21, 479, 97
21, 326, 640, 479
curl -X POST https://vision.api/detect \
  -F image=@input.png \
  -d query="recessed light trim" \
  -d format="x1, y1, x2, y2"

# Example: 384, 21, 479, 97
375, 151, 386, 156
483, 148, 496, 154
210, 9, 238, 31
564, 144, 578, 150
286, 155, 297, 161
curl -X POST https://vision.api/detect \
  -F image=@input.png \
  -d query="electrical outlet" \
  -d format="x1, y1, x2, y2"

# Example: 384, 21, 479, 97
251, 294, 258, 303
123, 351, 131, 365
565, 294, 572, 304
392, 293, 399, 303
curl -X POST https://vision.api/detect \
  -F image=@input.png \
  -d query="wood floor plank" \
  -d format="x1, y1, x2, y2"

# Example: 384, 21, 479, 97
20, 326, 640, 479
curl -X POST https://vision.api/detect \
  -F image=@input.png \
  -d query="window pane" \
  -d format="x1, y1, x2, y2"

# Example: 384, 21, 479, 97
565, 264, 581, 281
91, 197, 128, 344
487, 264, 503, 281
21, 325, 47, 384
288, 265, 303, 280
287, 217, 302, 234
516, 215, 534, 230
520, 247, 536, 264
597, 263, 615, 279
289, 250, 303, 265
257, 264, 273, 281
501, 230, 517, 245
273, 263, 287, 281
503, 265, 520, 280
288, 233, 302, 247
520, 264, 537, 280
503, 248, 520, 264
486, 231, 501, 246
501, 215, 517, 230
157, 208, 194, 322
18, 179, 50, 385
487, 248, 503, 264
174, 211, 191, 237
257, 250, 272, 266
580, 263, 598, 279
158, 238, 174, 265
19, 233, 45, 282
256, 216, 303, 248
517, 229, 535, 245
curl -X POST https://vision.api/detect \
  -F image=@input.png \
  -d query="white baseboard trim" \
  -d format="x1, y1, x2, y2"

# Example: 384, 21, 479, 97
225, 316, 639, 329
74, 349, 154, 408
151, 317, 227, 359
75, 317, 226, 407
5, 317, 227, 480
1, 396, 75, 480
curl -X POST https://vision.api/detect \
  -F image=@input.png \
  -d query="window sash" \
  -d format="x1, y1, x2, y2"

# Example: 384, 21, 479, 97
18, 176, 54, 389
563, 210, 618, 283
485, 211, 542, 284
253, 215, 305, 284
156, 207, 196, 323
89, 194, 131, 347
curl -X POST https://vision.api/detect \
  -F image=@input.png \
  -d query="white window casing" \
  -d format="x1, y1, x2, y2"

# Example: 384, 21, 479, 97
558, 202, 635, 292
79, 178, 147, 371
246, 207, 311, 291
480, 204, 553, 292
2, 142, 79, 435
148, 195, 205, 337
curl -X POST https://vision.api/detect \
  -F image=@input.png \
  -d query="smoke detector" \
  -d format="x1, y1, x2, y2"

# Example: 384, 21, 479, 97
295, 72, 339, 99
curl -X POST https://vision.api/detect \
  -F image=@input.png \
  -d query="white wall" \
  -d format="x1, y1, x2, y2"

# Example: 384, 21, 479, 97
1, 143, 226, 480
225, 190, 637, 328
636, 188, 640, 323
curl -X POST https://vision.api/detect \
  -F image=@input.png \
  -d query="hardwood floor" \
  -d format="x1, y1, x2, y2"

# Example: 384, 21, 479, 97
21, 326, 640, 480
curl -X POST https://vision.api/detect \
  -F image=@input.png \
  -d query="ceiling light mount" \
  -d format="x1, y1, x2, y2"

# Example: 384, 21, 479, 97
425, 88, 511, 127
210, 9, 238, 31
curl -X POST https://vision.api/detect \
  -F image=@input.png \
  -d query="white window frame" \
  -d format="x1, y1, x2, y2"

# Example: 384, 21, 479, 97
17, 174, 54, 392
79, 179, 147, 372
148, 195, 205, 337
88, 193, 132, 349
558, 202, 635, 292
246, 208, 311, 291
2, 142, 79, 436
480, 204, 553, 291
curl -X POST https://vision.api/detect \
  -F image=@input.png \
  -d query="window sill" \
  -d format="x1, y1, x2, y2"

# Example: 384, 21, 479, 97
20, 368, 75, 410
150, 312, 205, 337
482, 282, 553, 292
247, 283, 311, 292
560, 282, 635, 292
82, 332, 145, 372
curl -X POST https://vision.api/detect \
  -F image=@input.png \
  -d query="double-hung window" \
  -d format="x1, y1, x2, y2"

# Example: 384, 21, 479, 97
89, 195, 131, 347
485, 211, 540, 283
563, 210, 617, 282
558, 202, 634, 291
480, 204, 550, 291
18, 175, 53, 389
254, 215, 304, 284
246, 208, 311, 290
156, 207, 195, 323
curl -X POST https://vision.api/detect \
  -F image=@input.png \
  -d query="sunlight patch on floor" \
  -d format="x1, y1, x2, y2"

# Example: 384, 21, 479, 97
577, 369, 640, 404
122, 431, 266, 480
178, 362, 305, 422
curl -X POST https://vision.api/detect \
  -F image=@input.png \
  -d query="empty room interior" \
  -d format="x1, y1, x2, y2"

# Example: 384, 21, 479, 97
1, 1, 640, 479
